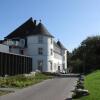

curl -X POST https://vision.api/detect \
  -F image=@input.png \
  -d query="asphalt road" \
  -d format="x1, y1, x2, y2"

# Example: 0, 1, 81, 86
0, 77, 78, 100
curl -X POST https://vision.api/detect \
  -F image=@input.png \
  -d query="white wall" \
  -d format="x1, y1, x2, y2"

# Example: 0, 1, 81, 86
3, 34, 67, 73
26, 35, 62, 73
25, 35, 49, 72
0, 44, 9, 53
46, 38, 67, 73
64, 50, 67, 70
61, 49, 67, 72
52, 57, 63, 72
10, 48, 20, 54
46, 37, 54, 72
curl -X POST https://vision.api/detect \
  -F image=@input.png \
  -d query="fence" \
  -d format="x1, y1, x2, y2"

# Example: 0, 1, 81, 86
0, 52, 32, 76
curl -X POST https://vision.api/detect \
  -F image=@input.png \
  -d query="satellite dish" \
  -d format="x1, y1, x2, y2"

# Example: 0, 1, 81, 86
19, 39, 25, 48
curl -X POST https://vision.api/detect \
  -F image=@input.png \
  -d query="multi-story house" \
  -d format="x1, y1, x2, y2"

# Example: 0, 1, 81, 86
3, 18, 67, 73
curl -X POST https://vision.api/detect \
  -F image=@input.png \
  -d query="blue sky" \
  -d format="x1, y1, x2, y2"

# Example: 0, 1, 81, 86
0, 0, 100, 51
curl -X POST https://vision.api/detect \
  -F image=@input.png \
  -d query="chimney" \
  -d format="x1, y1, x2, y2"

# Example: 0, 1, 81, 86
34, 20, 36, 25
39, 19, 41, 23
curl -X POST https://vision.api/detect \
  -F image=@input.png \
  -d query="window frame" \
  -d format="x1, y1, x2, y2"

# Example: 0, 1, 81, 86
38, 36, 43, 44
50, 49, 53, 55
38, 48, 43, 55
49, 61, 52, 71
51, 38, 53, 44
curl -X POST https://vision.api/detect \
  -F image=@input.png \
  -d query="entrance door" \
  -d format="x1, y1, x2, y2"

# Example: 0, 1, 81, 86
58, 66, 60, 72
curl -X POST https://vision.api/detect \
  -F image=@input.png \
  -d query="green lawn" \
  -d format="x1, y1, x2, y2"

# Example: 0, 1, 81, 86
0, 73, 53, 88
75, 70, 100, 100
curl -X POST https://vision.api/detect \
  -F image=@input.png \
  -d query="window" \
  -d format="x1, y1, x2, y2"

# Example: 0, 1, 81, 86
49, 61, 52, 71
58, 66, 60, 71
38, 36, 43, 43
51, 49, 53, 55
63, 64, 65, 70
38, 48, 43, 55
51, 38, 53, 44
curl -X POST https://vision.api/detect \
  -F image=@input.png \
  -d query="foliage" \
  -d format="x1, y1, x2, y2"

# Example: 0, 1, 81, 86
71, 59, 83, 73
0, 73, 53, 88
71, 35, 100, 73
67, 51, 72, 67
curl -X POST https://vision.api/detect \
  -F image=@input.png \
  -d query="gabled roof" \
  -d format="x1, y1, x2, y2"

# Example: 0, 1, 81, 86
5, 18, 36, 39
57, 40, 67, 50
53, 40, 67, 50
5, 17, 54, 39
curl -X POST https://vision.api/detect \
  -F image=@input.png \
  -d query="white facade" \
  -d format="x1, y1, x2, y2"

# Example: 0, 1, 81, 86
3, 35, 67, 73
0, 44, 9, 53
53, 46, 67, 73
25, 35, 49, 72
1, 18, 67, 73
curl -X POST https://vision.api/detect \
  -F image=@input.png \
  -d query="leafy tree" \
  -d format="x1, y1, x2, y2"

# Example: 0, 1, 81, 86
67, 51, 73, 72
71, 35, 100, 73
71, 59, 83, 73
67, 51, 72, 67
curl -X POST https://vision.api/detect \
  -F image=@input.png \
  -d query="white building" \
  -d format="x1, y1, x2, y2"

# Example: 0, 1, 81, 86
0, 44, 9, 53
2, 18, 67, 73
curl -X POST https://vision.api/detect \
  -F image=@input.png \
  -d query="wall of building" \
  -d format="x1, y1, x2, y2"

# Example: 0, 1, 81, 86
46, 37, 54, 72
52, 42, 67, 73
10, 47, 20, 54
25, 35, 61, 73
64, 50, 67, 70
0, 44, 9, 53
25, 35, 49, 72
2, 35, 67, 73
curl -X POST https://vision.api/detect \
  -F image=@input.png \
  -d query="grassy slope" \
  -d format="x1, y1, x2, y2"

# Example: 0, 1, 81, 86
80, 70, 100, 100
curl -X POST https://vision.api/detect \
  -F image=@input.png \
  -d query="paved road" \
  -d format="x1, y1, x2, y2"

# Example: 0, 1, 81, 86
0, 77, 78, 100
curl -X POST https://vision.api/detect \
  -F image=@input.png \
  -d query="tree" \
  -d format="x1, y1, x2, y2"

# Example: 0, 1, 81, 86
71, 59, 83, 73
67, 51, 73, 73
71, 35, 100, 73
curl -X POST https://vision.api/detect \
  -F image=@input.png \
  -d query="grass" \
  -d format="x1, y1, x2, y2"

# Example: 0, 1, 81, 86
0, 73, 53, 88
74, 70, 100, 100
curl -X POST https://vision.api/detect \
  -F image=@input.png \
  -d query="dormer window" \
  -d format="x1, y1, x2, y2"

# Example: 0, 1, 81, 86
38, 36, 43, 43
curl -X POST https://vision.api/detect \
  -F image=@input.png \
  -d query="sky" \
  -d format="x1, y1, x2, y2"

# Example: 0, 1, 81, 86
0, 0, 100, 52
